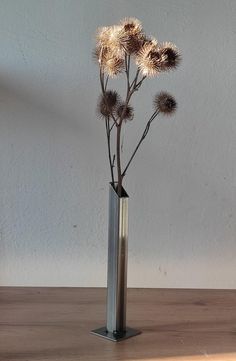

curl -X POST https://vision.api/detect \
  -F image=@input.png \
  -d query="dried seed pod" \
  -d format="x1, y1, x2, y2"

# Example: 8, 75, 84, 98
158, 42, 181, 71
135, 39, 162, 77
116, 103, 134, 121
98, 90, 120, 118
154, 92, 177, 115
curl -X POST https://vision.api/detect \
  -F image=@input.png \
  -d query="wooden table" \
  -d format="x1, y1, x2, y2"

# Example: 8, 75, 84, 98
0, 287, 236, 361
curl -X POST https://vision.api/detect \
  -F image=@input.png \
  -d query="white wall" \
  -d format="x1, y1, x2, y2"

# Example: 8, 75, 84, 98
0, 0, 235, 288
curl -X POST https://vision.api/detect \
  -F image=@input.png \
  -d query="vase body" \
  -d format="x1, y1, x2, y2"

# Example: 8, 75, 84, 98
91, 183, 140, 341
106, 183, 128, 333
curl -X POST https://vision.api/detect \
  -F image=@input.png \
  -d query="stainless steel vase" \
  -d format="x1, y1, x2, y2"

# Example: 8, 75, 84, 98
91, 183, 141, 341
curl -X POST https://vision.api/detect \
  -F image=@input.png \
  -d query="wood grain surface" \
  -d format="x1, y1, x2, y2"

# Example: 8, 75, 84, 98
0, 287, 236, 361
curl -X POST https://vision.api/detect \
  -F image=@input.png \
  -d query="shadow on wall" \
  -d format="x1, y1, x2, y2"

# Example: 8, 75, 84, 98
0, 73, 104, 287
0, 74, 90, 133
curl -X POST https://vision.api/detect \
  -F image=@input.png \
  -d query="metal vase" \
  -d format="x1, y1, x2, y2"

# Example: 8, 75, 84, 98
91, 183, 140, 342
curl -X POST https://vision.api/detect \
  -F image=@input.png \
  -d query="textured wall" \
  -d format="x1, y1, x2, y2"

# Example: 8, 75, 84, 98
0, 0, 235, 287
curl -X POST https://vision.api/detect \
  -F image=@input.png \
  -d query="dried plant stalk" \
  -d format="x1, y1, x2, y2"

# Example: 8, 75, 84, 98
94, 18, 181, 196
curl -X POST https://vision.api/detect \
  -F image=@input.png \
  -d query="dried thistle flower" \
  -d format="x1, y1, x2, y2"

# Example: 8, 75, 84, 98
98, 90, 119, 118
123, 32, 145, 55
96, 26, 120, 49
102, 53, 124, 77
154, 92, 177, 115
96, 19, 145, 58
158, 42, 181, 71
95, 46, 124, 77
135, 39, 162, 77
120, 17, 142, 36
96, 25, 125, 58
116, 103, 134, 121
119, 17, 145, 54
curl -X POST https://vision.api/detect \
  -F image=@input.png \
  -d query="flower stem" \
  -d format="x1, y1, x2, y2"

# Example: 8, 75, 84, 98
116, 123, 122, 196
122, 111, 159, 177
105, 117, 115, 184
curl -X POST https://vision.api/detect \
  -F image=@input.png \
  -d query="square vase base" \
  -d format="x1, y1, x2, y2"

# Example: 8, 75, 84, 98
91, 326, 141, 342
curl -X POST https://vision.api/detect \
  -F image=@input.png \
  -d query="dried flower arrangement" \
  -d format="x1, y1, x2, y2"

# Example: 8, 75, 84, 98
94, 18, 181, 197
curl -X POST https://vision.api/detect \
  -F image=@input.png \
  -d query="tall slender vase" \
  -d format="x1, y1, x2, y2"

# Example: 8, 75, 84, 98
91, 183, 141, 341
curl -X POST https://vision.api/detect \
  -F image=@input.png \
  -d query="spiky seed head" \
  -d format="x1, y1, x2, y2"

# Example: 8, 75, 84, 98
95, 19, 145, 60
96, 25, 125, 58
120, 17, 142, 35
158, 42, 181, 71
98, 90, 119, 119
95, 46, 124, 77
154, 92, 177, 115
96, 26, 119, 48
116, 103, 134, 121
135, 39, 162, 77
102, 52, 124, 77
118, 17, 145, 55
124, 33, 146, 55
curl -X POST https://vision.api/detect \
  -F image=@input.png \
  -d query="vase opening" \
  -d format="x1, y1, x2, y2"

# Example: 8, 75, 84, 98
110, 182, 129, 198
